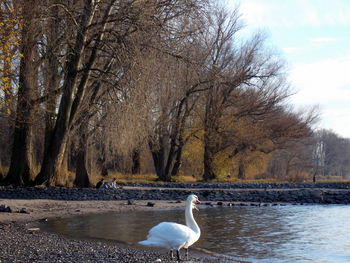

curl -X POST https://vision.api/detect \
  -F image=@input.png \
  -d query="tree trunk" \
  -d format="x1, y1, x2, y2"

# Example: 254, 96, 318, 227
1, 38, 15, 169
74, 122, 90, 187
170, 126, 186, 177
42, 4, 60, 161
171, 147, 183, 177
237, 161, 245, 180
35, 0, 93, 186
6, 121, 34, 185
5, 2, 37, 186
149, 138, 170, 181
203, 143, 216, 181
154, 98, 190, 180
97, 145, 108, 177
202, 89, 217, 181
131, 149, 141, 174
151, 150, 169, 181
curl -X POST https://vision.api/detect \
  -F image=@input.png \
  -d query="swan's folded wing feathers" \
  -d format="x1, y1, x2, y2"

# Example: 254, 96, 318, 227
149, 222, 192, 239
140, 222, 193, 249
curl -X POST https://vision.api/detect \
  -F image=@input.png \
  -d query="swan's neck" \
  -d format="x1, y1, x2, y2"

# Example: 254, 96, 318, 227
185, 201, 200, 235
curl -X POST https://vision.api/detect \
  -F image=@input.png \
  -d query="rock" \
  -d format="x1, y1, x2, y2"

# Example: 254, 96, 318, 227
147, 202, 155, 207
1, 183, 350, 204
19, 208, 30, 214
217, 202, 223, 206
127, 199, 134, 205
27, 228, 40, 231
0, 204, 12, 213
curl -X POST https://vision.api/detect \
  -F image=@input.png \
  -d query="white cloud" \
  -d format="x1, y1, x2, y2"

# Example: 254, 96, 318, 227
282, 47, 300, 54
236, 0, 350, 29
309, 37, 342, 43
289, 55, 350, 137
291, 61, 350, 104
321, 107, 350, 137
290, 56, 350, 102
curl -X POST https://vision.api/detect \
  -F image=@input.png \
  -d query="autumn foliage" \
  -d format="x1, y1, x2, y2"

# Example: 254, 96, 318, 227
1, 0, 348, 187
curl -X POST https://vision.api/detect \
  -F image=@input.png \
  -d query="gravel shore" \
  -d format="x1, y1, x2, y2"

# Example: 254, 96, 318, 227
0, 221, 228, 263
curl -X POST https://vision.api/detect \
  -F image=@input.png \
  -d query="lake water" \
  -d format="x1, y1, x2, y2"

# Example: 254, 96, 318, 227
39, 205, 350, 262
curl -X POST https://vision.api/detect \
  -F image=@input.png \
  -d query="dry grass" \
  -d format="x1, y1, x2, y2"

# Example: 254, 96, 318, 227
171, 175, 198, 183
316, 176, 350, 183
0, 165, 9, 177
90, 172, 158, 185
2, 165, 350, 185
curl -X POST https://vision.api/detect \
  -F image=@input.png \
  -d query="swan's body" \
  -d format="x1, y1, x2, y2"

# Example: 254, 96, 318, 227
138, 194, 201, 260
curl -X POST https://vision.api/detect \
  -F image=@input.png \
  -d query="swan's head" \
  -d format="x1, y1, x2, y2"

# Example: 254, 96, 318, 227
187, 194, 201, 210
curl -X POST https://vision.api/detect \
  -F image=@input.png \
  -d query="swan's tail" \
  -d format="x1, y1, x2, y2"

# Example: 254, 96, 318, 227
138, 239, 162, 247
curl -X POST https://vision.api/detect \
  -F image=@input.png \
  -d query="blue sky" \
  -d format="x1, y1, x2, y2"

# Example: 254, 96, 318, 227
228, 0, 350, 138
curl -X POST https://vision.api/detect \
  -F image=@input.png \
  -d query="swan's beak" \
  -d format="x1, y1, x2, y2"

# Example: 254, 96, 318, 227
194, 199, 201, 211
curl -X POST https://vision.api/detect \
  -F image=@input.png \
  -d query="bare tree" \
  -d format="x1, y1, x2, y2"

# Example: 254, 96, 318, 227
195, 6, 317, 181
35, 0, 141, 185
311, 129, 350, 179
4, 0, 41, 185
0, 0, 21, 176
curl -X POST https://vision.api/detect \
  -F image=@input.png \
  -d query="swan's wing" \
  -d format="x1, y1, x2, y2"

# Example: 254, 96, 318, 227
139, 222, 193, 250
148, 222, 192, 239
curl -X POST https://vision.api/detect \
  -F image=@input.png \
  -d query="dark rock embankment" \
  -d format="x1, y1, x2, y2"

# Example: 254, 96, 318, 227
126, 182, 350, 189
1, 183, 350, 204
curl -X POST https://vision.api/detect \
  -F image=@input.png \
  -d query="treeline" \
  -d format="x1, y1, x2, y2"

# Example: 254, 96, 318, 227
1, 0, 340, 187
265, 129, 350, 182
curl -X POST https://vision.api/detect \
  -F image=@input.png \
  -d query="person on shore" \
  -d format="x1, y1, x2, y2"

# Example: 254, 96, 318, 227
101, 178, 118, 189
95, 178, 105, 189
108, 178, 118, 189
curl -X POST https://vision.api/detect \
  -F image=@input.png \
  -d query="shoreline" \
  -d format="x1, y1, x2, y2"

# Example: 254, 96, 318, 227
0, 199, 187, 223
0, 199, 229, 263
1, 183, 350, 262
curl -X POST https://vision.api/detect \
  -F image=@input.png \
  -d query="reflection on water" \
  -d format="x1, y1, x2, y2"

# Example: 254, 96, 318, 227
40, 205, 350, 262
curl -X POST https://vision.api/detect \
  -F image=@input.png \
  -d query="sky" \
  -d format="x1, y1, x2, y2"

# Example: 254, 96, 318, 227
228, 0, 350, 138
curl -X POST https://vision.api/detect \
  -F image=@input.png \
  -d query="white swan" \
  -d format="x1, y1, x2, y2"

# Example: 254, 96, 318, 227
138, 194, 201, 260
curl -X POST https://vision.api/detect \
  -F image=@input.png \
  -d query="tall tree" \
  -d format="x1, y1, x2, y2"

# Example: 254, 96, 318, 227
0, 0, 21, 173
198, 6, 314, 181
35, 0, 115, 185
42, 3, 62, 163
5, 0, 39, 186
